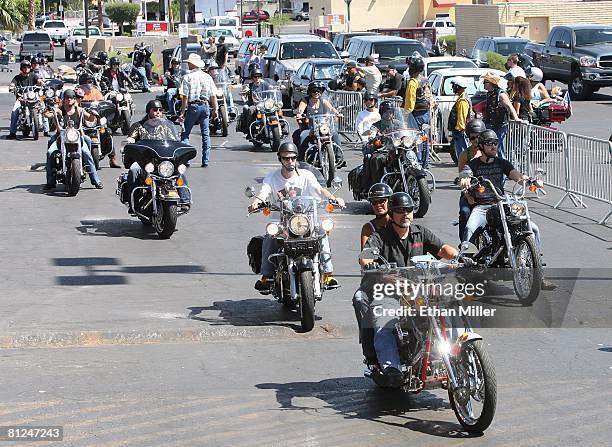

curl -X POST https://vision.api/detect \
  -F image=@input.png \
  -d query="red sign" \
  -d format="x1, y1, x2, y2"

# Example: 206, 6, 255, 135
245, 29, 253, 37
145, 22, 169, 33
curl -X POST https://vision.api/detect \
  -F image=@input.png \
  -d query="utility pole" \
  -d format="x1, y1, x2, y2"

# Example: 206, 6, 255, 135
180, 0, 186, 63
345, 0, 352, 33
84, 0, 89, 38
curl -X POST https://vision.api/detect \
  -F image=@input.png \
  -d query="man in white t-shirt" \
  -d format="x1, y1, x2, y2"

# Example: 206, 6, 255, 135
355, 92, 381, 149
356, 56, 382, 95
248, 142, 346, 292
506, 54, 526, 79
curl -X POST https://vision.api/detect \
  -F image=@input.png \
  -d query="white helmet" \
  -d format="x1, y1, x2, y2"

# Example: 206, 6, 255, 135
528, 67, 544, 82
451, 76, 468, 89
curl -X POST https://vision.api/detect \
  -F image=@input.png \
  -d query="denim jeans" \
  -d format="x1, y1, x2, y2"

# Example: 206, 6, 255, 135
135, 66, 149, 90
9, 101, 20, 134
128, 162, 190, 206
260, 233, 333, 277
413, 110, 431, 168
487, 124, 508, 160
166, 88, 177, 115
453, 130, 469, 160
46, 138, 100, 186
458, 194, 473, 242
372, 295, 403, 371
181, 103, 211, 165
352, 289, 376, 359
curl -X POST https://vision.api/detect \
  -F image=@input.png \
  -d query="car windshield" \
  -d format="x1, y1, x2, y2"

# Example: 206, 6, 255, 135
494, 41, 526, 56
73, 28, 100, 36
207, 29, 235, 38
441, 75, 485, 96
141, 118, 181, 141
279, 42, 337, 60
574, 28, 612, 46
314, 63, 343, 79
425, 60, 477, 75
44, 21, 65, 28
374, 43, 427, 61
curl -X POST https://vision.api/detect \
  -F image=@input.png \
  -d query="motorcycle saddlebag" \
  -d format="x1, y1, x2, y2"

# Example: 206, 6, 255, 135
247, 236, 264, 274
348, 164, 363, 193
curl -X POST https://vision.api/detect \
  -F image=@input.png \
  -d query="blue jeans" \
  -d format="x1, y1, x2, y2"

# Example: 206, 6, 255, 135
413, 110, 431, 168
181, 103, 211, 165
260, 233, 333, 277
487, 124, 508, 160
135, 66, 149, 90
453, 130, 469, 160
9, 101, 20, 134
371, 295, 403, 371
166, 88, 177, 115
458, 194, 473, 242
46, 138, 100, 186
353, 289, 376, 359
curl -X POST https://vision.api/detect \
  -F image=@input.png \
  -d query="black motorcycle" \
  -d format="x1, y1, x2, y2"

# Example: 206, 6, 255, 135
9, 84, 46, 140
116, 118, 195, 239
103, 88, 134, 135
156, 72, 181, 124
81, 100, 115, 170
49, 116, 89, 196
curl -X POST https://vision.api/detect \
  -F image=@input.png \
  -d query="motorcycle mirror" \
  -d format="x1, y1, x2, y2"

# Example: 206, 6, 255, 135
244, 186, 255, 198
331, 177, 343, 191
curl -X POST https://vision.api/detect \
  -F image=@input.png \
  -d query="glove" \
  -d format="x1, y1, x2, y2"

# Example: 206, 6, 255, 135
457, 255, 475, 267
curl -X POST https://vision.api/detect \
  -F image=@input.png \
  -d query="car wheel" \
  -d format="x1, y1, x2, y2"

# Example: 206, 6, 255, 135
296, 16, 303, 22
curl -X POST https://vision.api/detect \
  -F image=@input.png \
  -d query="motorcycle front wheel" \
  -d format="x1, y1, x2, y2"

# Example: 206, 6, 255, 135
92, 146, 101, 170
66, 158, 81, 197
449, 339, 497, 433
324, 143, 336, 187
270, 125, 281, 152
298, 271, 316, 332
406, 175, 430, 218
31, 110, 39, 141
219, 105, 229, 137
154, 200, 178, 239
121, 110, 131, 136
513, 236, 542, 305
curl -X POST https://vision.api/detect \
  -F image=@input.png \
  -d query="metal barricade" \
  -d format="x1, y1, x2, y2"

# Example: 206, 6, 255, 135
526, 124, 568, 192
328, 90, 363, 143
505, 120, 531, 172
560, 134, 612, 224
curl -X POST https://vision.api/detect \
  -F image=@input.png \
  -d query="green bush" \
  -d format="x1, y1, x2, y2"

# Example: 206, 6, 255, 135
439, 35, 456, 55
486, 51, 507, 72
106, 3, 140, 35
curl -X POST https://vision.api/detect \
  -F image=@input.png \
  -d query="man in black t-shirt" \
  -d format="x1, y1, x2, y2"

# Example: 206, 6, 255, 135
8, 60, 42, 139
359, 192, 458, 387
215, 36, 228, 68
379, 65, 403, 98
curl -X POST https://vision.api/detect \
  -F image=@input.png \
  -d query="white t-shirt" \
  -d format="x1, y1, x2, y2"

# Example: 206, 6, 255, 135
509, 66, 526, 79
355, 109, 381, 142
259, 169, 322, 201
360, 65, 382, 94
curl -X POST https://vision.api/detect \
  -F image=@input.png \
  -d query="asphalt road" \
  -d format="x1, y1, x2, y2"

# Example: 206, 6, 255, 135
0, 46, 610, 446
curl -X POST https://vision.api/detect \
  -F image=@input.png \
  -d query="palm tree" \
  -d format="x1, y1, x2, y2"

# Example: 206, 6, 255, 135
0, 0, 23, 32
28, 0, 35, 30
97, 0, 103, 30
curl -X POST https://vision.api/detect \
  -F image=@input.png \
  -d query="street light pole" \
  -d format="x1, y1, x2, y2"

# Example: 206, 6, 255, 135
84, 0, 89, 38
180, 0, 186, 64
345, 0, 352, 33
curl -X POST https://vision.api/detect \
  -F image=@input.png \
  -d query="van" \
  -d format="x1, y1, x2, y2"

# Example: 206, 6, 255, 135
204, 16, 242, 39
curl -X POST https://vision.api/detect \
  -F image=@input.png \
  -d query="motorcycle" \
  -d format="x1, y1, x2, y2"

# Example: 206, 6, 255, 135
49, 115, 88, 196
299, 112, 344, 187
116, 118, 196, 239
240, 79, 290, 151
119, 45, 152, 92
245, 178, 342, 331
104, 88, 134, 136
156, 72, 181, 124
9, 84, 45, 140
81, 100, 115, 170
349, 109, 435, 218
210, 68, 233, 137
359, 246, 496, 433
458, 171, 546, 305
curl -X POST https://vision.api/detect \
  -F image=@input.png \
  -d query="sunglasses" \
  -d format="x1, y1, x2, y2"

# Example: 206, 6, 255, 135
483, 140, 498, 146
280, 156, 297, 161
394, 207, 413, 214
151, 108, 163, 112
370, 198, 387, 205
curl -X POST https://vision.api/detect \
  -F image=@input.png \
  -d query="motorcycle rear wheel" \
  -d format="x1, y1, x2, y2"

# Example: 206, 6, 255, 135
154, 201, 178, 239
449, 339, 497, 433
298, 271, 316, 332
513, 236, 542, 306
66, 159, 81, 197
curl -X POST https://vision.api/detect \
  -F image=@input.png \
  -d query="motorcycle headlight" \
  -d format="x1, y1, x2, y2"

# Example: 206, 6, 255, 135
510, 203, 527, 217
45, 88, 54, 98
99, 117, 107, 126
115, 93, 124, 102
266, 222, 281, 236
288, 214, 310, 236
158, 161, 175, 178
65, 128, 80, 143
26, 91, 36, 100
216, 88, 224, 97
264, 98, 275, 110
177, 164, 187, 174
406, 150, 419, 165
320, 217, 334, 233
144, 162, 155, 173
124, 93, 132, 101
402, 134, 419, 148
319, 123, 330, 135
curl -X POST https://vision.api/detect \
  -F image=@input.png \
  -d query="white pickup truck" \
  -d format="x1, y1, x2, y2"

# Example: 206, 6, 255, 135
41, 20, 69, 45
65, 26, 103, 61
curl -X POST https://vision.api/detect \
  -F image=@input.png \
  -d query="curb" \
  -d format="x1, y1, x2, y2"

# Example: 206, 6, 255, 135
0, 324, 352, 349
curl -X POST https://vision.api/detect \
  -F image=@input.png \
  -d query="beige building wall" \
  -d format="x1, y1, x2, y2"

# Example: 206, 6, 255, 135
456, 1, 612, 54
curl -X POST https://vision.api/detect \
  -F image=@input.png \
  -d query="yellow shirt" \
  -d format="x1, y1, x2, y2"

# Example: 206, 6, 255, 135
455, 93, 470, 131
404, 78, 417, 112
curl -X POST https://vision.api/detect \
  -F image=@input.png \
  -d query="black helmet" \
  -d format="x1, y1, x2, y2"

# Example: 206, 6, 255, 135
278, 142, 298, 156
146, 99, 163, 114
368, 183, 393, 201
31, 57, 40, 65
407, 54, 425, 74
478, 129, 499, 146
41, 57, 48, 64
20, 60, 31, 69
170, 57, 180, 65
307, 80, 326, 94
465, 118, 486, 135
379, 100, 394, 115
36, 52, 44, 59
389, 192, 415, 212
250, 68, 263, 78
109, 56, 120, 66
97, 51, 108, 62
78, 72, 94, 84
363, 92, 378, 102
79, 53, 88, 61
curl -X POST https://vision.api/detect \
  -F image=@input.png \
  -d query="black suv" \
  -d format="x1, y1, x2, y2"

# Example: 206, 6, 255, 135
470, 36, 529, 67
346, 35, 428, 73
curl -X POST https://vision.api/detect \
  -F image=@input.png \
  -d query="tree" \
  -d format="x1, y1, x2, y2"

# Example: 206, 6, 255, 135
28, 0, 34, 30
105, 2, 140, 35
0, 0, 24, 32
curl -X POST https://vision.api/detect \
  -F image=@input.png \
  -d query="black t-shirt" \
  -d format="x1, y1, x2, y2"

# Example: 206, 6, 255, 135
364, 223, 444, 268
216, 44, 228, 66
383, 74, 402, 93
12, 72, 39, 87
467, 157, 515, 204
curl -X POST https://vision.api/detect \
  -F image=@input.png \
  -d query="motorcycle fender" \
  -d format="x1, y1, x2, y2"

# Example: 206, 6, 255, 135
295, 256, 313, 272
450, 332, 483, 358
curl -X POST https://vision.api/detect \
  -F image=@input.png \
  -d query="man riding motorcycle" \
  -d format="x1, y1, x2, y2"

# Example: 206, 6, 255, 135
238, 68, 267, 136
78, 72, 104, 101
125, 100, 191, 212
131, 43, 153, 92
7, 60, 43, 140
102, 57, 129, 93
163, 58, 181, 116
208, 61, 236, 120
75, 53, 103, 73
358, 192, 459, 387
247, 142, 346, 291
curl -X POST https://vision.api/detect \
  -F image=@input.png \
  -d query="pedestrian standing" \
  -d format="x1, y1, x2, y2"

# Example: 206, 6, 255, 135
202, 36, 217, 60
216, 36, 229, 69
448, 76, 472, 160
178, 54, 218, 168
356, 56, 382, 95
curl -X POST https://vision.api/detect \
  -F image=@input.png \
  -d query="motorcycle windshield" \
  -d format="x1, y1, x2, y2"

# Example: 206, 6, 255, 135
378, 108, 421, 140
309, 113, 337, 134
282, 196, 319, 214
212, 68, 230, 86
252, 79, 282, 106
140, 118, 182, 141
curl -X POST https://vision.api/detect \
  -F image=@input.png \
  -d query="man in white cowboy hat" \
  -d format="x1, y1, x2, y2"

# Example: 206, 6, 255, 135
178, 53, 218, 167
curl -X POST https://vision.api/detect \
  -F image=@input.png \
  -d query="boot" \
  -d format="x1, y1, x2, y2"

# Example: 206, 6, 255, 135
109, 156, 121, 168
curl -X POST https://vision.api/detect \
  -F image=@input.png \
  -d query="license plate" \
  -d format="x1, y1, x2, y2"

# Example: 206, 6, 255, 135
91, 138, 98, 143
268, 120, 278, 125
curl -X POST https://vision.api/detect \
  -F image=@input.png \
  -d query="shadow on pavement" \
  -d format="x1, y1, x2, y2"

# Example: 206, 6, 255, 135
0, 184, 47, 194
76, 219, 161, 240
256, 377, 479, 439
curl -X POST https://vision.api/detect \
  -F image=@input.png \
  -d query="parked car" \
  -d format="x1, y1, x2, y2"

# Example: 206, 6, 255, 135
427, 68, 504, 159
332, 32, 378, 52
204, 28, 240, 56
19, 31, 54, 62
275, 9, 296, 20
470, 36, 529, 68
235, 37, 267, 77
403, 56, 477, 81
422, 18, 455, 37
368, 28, 438, 54
170, 43, 206, 65
242, 10, 270, 24
203, 16, 242, 39
65, 27, 103, 61
525, 24, 612, 100
295, 11, 309, 21
41, 20, 69, 45
346, 35, 428, 73
289, 58, 344, 106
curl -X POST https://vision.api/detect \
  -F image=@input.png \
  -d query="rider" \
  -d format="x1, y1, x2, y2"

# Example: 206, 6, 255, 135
30, 57, 48, 80
7, 60, 43, 140
78, 72, 104, 101
102, 57, 129, 92
239, 68, 266, 136
125, 100, 191, 212
75, 53, 103, 73
208, 60, 236, 119
247, 142, 346, 292
40, 57, 55, 78
131, 43, 152, 92
43, 89, 103, 190
526, 67, 552, 107
355, 92, 381, 152
163, 58, 182, 117
294, 81, 344, 166
359, 192, 458, 386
